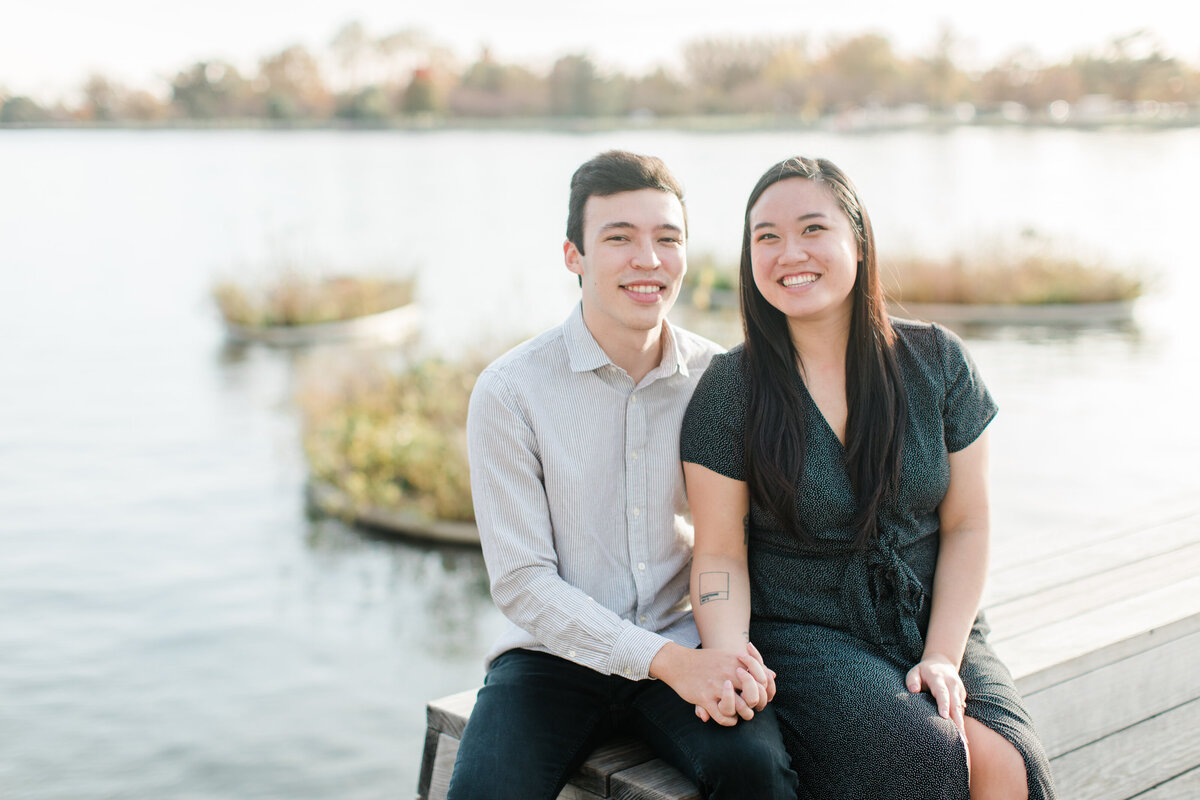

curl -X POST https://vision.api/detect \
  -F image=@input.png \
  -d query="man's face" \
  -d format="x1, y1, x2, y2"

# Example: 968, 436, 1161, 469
564, 188, 686, 343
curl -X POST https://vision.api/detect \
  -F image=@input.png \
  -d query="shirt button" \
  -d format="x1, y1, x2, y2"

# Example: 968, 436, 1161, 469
624, 668, 633, 677
630, 394, 638, 403
632, 507, 640, 517
569, 649, 577, 658
637, 562, 646, 571
638, 615, 647, 624
631, 451, 638, 460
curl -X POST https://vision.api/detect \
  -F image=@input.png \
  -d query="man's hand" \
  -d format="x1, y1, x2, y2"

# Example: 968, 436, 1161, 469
650, 642, 774, 726
694, 642, 777, 724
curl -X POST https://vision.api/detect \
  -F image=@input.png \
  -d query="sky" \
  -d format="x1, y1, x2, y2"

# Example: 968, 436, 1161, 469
2, 0, 1195, 103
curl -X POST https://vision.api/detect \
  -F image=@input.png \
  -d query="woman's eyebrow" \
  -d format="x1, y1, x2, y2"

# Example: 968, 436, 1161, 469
753, 212, 827, 232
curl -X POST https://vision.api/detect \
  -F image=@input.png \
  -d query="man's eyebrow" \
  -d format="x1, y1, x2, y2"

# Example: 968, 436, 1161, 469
752, 212, 826, 231
597, 221, 683, 233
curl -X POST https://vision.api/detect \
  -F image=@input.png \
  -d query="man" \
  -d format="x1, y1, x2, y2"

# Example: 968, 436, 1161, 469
447, 151, 797, 800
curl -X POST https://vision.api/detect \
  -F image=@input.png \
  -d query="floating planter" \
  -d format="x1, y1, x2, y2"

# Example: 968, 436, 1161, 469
885, 254, 1143, 327
305, 481, 478, 546
221, 303, 420, 345
298, 356, 478, 544
887, 299, 1136, 327
681, 248, 1145, 328
214, 275, 418, 346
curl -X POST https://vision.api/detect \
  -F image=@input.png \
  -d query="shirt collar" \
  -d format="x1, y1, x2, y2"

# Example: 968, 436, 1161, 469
563, 302, 688, 380
564, 303, 611, 373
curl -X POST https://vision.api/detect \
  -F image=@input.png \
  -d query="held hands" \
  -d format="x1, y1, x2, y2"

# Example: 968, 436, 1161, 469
692, 643, 777, 727
651, 641, 775, 728
906, 654, 969, 752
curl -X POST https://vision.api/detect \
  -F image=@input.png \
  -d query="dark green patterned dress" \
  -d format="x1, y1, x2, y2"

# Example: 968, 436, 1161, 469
681, 319, 1055, 800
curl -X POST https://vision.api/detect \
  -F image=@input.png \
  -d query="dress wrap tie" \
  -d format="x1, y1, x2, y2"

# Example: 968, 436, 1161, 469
840, 540, 928, 665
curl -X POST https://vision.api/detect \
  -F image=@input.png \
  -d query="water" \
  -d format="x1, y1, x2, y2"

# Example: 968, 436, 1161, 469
1, 127, 1198, 798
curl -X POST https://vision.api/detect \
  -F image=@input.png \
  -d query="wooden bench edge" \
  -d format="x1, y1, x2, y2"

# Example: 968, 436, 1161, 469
1012, 611, 1200, 695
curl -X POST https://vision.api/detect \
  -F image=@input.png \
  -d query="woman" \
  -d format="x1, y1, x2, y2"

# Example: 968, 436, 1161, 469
681, 156, 1055, 799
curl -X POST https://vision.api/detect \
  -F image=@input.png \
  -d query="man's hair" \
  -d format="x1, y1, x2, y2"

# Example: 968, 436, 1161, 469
565, 150, 686, 255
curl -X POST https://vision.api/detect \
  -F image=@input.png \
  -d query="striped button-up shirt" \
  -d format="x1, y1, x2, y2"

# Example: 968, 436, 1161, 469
467, 304, 722, 680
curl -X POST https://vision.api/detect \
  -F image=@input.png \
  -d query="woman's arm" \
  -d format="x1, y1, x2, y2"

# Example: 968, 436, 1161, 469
684, 461, 775, 723
686, 461, 754, 650
906, 431, 992, 738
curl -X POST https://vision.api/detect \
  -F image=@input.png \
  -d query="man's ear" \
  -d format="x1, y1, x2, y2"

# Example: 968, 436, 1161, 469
564, 239, 584, 278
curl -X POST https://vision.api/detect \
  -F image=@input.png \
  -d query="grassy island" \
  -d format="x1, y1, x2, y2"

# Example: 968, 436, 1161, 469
884, 254, 1142, 306
682, 248, 1143, 310
213, 274, 414, 328
298, 357, 476, 524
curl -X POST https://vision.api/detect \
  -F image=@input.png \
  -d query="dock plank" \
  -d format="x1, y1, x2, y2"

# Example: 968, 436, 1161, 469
987, 498, 1200, 574
1007, 614, 1200, 695
1021, 627, 1200, 758
427, 733, 460, 800
427, 688, 479, 740
991, 576, 1200, 680
987, 512, 1200, 606
610, 759, 700, 800
417, 726, 441, 800
986, 540, 1200, 638
1049, 698, 1200, 800
572, 737, 657, 796
1134, 765, 1200, 799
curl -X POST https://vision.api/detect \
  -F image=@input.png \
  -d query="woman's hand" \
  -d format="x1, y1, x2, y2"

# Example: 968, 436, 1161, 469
745, 642, 777, 704
693, 643, 777, 724
906, 654, 969, 748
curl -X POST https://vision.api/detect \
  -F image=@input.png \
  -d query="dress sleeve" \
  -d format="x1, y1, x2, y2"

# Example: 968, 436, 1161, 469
934, 324, 998, 452
680, 351, 746, 481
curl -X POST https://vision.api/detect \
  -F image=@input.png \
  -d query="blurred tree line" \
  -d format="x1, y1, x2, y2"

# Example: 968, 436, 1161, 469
3, 23, 1198, 126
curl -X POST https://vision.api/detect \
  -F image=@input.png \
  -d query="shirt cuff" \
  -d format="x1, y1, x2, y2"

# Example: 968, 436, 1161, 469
608, 623, 672, 681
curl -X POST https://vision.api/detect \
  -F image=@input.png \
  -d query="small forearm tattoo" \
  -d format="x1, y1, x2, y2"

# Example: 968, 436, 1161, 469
698, 571, 730, 604
742, 515, 750, 546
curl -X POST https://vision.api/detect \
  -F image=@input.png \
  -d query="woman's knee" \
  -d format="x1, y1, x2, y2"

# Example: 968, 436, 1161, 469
797, 694, 968, 796
866, 690, 967, 765
964, 717, 1028, 800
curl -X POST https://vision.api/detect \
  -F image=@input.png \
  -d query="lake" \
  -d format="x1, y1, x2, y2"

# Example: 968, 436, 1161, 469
1, 126, 1198, 798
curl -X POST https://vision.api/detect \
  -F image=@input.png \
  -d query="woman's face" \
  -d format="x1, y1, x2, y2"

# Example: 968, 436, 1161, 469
748, 177, 861, 326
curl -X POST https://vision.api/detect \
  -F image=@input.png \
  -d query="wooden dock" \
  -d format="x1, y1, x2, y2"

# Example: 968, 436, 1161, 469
418, 507, 1200, 799
988, 506, 1200, 799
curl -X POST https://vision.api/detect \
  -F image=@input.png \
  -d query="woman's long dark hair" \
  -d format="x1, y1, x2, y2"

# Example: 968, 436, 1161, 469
740, 157, 907, 549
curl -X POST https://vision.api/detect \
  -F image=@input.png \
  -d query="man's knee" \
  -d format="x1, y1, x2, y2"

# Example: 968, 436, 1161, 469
694, 721, 798, 798
445, 714, 528, 800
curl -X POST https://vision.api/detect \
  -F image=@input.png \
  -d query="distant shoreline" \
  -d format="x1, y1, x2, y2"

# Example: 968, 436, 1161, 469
3, 110, 1198, 133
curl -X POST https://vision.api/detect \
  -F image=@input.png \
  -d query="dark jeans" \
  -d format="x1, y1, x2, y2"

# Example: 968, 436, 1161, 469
445, 649, 798, 800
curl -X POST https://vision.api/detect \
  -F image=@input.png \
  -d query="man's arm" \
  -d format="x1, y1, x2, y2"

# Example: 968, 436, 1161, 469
469, 370, 767, 722
468, 369, 668, 678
